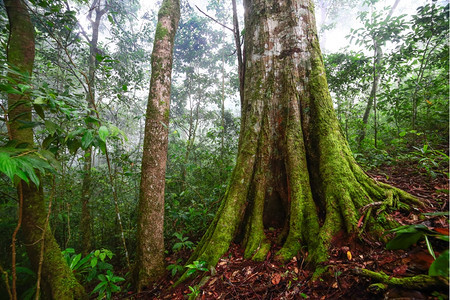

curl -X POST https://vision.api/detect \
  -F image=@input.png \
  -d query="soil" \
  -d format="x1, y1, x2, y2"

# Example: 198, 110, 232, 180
122, 164, 449, 299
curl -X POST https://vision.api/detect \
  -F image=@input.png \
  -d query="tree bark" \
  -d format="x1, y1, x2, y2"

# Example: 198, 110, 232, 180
5, 0, 87, 298
133, 0, 180, 291
179, 0, 421, 282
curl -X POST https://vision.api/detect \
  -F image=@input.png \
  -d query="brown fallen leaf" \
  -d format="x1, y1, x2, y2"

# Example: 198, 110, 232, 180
272, 273, 281, 285
208, 277, 218, 286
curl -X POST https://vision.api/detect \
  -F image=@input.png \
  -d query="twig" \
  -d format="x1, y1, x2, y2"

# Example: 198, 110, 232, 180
194, 5, 234, 32
35, 176, 56, 300
359, 201, 383, 214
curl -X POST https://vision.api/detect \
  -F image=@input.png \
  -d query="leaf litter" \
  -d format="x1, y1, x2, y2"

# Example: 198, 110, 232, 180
126, 165, 448, 299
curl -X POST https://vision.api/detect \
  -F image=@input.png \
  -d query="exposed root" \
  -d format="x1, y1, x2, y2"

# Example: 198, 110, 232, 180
354, 268, 449, 290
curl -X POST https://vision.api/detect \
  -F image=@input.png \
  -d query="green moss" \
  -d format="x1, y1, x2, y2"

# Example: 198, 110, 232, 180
154, 22, 169, 41
356, 268, 449, 290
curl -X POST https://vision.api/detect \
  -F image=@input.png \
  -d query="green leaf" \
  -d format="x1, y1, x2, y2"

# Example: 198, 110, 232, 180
33, 96, 47, 105
45, 120, 58, 135
17, 84, 31, 92
84, 116, 100, 126
91, 281, 107, 294
81, 130, 94, 149
98, 125, 109, 142
24, 166, 40, 187
70, 253, 82, 270
388, 224, 430, 234
186, 269, 197, 276
424, 235, 436, 259
429, 250, 449, 277
111, 276, 125, 283
67, 128, 86, 139
0, 153, 17, 181
33, 104, 45, 119
99, 252, 106, 261
91, 257, 98, 268
386, 231, 424, 250
67, 138, 81, 154
14, 168, 30, 184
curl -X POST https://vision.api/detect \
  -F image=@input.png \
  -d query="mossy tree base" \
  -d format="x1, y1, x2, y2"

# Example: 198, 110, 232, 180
6, 0, 87, 298
177, 0, 423, 285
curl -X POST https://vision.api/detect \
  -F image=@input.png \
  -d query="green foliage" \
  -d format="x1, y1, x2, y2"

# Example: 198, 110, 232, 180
61, 248, 124, 298
172, 232, 194, 252
326, 2, 449, 168
0, 146, 57, 186
411, 144, 449, 178
167, 258, 184, 277
429, 250, 449, 277
91, 269, 125, 300
187, 285, 201, 299
62, 248, 114, 283
185, 260, 208, 276
386, 223, 449, 277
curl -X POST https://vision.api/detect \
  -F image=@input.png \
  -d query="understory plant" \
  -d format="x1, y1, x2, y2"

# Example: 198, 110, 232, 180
386, 222, 449, 276
62, 248, 125, 298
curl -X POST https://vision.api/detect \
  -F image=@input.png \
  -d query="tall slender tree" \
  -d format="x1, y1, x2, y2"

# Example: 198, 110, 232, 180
180, 0, 421, 280
4, 0, 86, 298
80, 0, 108, 257
133, 0, 180, 291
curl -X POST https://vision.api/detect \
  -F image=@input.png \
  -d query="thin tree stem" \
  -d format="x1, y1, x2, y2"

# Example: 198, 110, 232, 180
35, 177, 56, 300
11, 183, 23, 300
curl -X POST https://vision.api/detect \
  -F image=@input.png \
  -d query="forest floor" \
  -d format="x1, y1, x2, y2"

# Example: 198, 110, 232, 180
125, 163, 449, 300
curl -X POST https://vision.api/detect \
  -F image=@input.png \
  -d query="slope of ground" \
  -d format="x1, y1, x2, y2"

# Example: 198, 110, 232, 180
124, 164, 449, 300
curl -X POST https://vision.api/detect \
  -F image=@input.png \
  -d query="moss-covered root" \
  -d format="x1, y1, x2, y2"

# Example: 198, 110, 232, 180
355, 268, 449, 290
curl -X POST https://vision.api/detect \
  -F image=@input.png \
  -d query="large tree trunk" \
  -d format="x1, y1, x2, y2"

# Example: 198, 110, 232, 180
133, 0, 180, 291
5, 0, 87, 298
182, 0, 420, 280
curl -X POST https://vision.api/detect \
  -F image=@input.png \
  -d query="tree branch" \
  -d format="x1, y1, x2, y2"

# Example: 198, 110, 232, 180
194, 5, 234, 32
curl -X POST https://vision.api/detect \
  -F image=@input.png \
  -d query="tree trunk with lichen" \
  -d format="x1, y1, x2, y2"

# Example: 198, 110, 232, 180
132, 0, 180, 291
180, 0, 421, 281
5, 0, 87, 298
